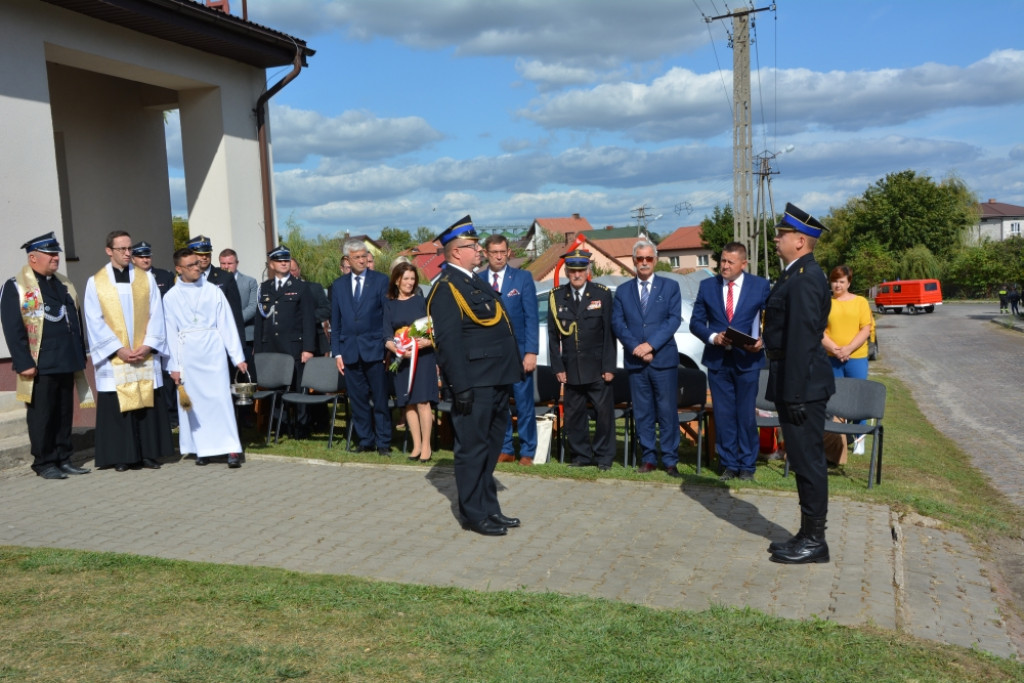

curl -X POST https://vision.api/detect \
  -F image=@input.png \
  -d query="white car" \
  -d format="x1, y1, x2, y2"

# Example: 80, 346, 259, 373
536, 272, 710, 371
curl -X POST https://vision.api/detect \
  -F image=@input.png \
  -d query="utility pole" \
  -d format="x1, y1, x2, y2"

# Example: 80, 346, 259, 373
706, 4, 773, 269
631, 205, 653, 238
753, 150, 780, 276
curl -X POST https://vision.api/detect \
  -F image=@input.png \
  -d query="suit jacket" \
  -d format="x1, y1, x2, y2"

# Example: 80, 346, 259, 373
254, 275, 316, 361
479, 266, 538, 358
330, 269, 388, 363
428, 265, 522, 395
204, 265, 245, 345
762, 253, 835, 404
547, 282, 615, 385
689, 272, 770, 372
611, 275, 681, 371
234, 270, 259, 343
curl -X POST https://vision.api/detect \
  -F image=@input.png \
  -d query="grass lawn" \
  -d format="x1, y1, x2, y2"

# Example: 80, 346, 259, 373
2, 371, 1023, 680
2, 547, 1022, 682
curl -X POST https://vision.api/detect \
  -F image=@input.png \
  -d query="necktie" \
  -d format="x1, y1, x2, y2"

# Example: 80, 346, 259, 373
492, 272, 499, 291
575, 290, 582, 306
354, 275, 362, 303
726, 281, 735, 322
640, 281, 649, 315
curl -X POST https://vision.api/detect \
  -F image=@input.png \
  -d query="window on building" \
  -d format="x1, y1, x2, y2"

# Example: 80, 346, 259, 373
1011, 222, 1021, 236
697, 254, 709, 267
670, 256, 679, 267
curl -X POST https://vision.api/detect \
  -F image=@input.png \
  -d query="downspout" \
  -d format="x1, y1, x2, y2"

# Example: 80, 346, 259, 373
255, 47, 304, 254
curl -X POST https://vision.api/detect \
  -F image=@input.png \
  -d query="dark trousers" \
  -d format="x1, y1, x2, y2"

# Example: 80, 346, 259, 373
563, 379, 614, 467
346, 358, 392, 449
629, 364, 680, 466
452, 384, 510, 524
26, 373, 75, 473
707, 365, 760, 473
777, 398, 829, 518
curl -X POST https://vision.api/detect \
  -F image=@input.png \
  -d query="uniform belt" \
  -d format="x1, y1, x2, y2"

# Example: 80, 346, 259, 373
765, 349, 784, 360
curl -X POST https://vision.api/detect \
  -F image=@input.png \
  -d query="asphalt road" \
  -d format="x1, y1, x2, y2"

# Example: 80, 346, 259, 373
873, 301, 1024, 508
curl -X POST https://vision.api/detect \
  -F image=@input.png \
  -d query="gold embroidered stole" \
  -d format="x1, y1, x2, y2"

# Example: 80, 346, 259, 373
13, 265, 95, 408
94, 265, 154, 411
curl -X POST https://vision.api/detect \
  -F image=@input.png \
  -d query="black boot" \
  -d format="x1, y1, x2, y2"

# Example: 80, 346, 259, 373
770, 516, 829, 564
767, 512, 809, 553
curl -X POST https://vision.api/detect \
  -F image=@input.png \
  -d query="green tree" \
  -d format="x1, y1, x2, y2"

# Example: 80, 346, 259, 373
415, 226, 435, 244
280, 216, 343, 289
380, 227, 415, 252
839, 170, 978, 260
845, 239, 898, 294
898, 245, 941, 280
699, 204, 734, 269
172, 216, 189, 249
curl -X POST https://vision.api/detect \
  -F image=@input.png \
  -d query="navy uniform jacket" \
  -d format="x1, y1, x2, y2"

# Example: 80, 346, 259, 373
1, 273, 87, 375
152, 267, 176, 298
762, 253, 835, 404
428, 266, 522, 395
204, 266, 245, 344
254, 276, 316, 361
547, 282, 615, 385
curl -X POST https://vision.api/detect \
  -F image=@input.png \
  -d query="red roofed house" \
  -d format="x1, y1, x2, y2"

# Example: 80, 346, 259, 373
524, 213, 594, 257
524, 239, 634, 283
971, 199, 1024, 244
656, 225, 715, 271
409, 240, 447, 282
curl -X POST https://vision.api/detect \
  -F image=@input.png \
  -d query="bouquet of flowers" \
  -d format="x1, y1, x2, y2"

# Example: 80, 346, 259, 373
389, 316, 433, 393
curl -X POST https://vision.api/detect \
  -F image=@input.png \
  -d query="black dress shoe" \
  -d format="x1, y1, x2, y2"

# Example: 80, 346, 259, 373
489, 513, 520, 528
227, 453, 242, 468
769, 536, 830, 564
377, 447, 392, 456
195, 457, 209, 466
637, 462, 657, 473
739, 470, 755, 481
114, 464, 129, 472
59, 463, 91, 475
665, 465, 682, 478
569, 461, 593, 468
719, 468, 739, 481
465, 518, 507, 536
598, 465, 612, 471
37, 465, 68, 480
142, 458, 162, 469
350, 444, 371, 453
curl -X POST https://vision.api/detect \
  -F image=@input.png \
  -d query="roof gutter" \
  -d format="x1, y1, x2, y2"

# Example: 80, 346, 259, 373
255, 47, 304, 255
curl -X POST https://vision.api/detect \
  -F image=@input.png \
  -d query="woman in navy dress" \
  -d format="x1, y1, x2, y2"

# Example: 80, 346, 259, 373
383, 262, 438, 462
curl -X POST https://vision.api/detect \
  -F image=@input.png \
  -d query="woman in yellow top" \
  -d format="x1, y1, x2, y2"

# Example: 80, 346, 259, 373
821, 265, 874, 453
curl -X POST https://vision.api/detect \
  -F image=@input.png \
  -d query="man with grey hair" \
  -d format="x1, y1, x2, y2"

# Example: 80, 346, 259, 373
330, 239, 392, 454
611, 238, 683, 476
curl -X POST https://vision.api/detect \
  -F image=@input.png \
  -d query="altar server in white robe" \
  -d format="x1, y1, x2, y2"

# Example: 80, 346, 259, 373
84, 230, 172, 471
164, 247, 248, 468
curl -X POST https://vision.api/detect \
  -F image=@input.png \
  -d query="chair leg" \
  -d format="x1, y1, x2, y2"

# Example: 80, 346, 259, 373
264, 395, 277, 446
274, 402, 287, 444
327, 399, 338, 449
695, 414, 704, 475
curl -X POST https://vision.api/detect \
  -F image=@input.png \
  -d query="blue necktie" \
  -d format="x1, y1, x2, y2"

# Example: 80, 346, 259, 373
640, 280, 649, 315
354, 275, 362, 303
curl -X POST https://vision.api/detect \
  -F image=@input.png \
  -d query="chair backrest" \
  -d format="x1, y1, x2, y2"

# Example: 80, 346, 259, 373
677, 366, 707, 408
611, 367, 632, 405
534, 365, 561, 404
755, 368, 775, 412
254, 352, 295, 390
826, 377, 886, 423
298, 356, 344, 394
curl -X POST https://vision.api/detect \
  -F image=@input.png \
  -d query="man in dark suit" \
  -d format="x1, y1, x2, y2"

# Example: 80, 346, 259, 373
548, 248, 616, 470
330, 239, 391, 454
480, 234, 539, 466
428, 215, 523, 536
763, 203, 836, 564
254, 245, 317, 434
130, 241, 175, 297
0, 232, 94, 479
690, 241, 770, 481
611, 239, 683, 476
187, 235, 245, 348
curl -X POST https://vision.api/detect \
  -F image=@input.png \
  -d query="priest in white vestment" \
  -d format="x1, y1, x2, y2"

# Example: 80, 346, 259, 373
84, 231, 172, 471
164, 247, 248, 467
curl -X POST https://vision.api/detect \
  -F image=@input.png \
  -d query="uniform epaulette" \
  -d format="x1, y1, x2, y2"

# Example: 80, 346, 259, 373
590, 282, 609, 291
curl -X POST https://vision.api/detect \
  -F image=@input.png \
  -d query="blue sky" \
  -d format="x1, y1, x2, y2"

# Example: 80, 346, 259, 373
167, 0, 1024, 239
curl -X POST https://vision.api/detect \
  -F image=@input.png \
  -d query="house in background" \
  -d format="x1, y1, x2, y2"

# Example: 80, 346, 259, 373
524, 240, 634, 283
970, 199, 1024, 244
523, 213, 594, 257
0, 0, 313, 367
655, 225, 716, 271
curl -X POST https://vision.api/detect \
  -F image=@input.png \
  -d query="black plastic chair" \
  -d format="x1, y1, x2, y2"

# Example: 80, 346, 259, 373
677, 366, 709, 474
610, 368, 635, 467
274, 356, 347, 448
252, 352, 295, 445
533, 365, 562, 463
755, 368, 786, 475
824, 377, 887, 488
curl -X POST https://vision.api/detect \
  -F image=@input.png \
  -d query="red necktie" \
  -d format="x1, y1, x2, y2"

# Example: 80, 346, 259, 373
492, 272, 499, 291
726, 281, 735, 323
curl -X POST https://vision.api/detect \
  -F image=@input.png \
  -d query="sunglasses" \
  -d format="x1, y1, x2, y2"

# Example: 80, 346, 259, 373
635, 256, 655, 263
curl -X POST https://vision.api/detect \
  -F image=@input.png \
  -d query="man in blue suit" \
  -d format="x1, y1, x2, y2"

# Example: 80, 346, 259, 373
480, 235, 539, 466
690, 242, 770, 481
611, 239, 683, 476
330, 239, 392, 454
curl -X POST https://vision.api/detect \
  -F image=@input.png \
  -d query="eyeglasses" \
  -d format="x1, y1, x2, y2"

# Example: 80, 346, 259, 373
110, 247, 132, 253
454, 242, 479, 251
180, 261, 202, 269
487, 249, 508, 256
634, 256, 655, 263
